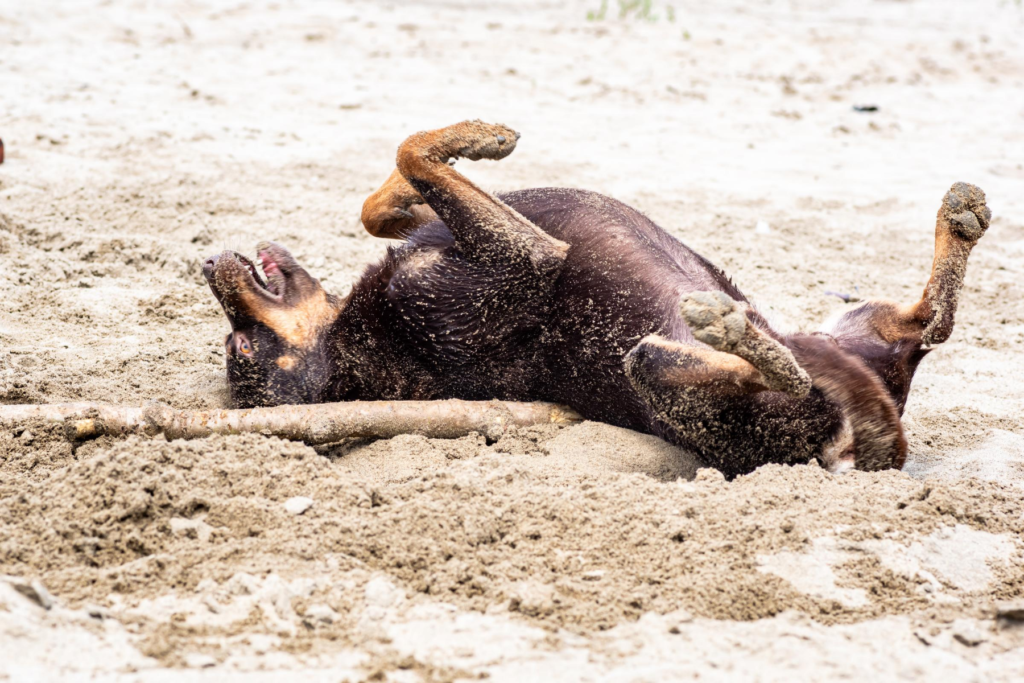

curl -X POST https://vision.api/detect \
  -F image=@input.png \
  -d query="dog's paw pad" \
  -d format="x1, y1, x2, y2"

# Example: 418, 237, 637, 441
453, 121, 519, 161
680, 291, 748, 352
944, 182, 990, 241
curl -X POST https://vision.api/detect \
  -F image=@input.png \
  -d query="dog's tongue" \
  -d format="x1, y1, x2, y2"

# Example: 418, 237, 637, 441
256, 248, 285, 295
259, 256, 280, 276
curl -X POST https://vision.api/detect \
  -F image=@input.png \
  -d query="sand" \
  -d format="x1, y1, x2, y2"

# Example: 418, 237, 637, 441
2, 0, 1024, 680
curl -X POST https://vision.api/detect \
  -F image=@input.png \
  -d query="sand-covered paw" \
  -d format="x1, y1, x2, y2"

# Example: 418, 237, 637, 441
943, 182, 990, 242
452, 120, 520, 161
680, 291, 748, 353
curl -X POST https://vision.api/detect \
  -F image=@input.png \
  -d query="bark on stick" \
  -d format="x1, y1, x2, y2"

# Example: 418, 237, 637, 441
0, 400, 582, 443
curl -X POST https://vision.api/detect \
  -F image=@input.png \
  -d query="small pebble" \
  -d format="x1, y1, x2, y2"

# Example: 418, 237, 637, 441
183, 653, 217, 669
86, 605, 110, 620
19, 430, 34, 444
5, 577, 55, 610
952, 621, 986, 647
303, 603, 338, 625
996, 601, 1024, 621
666, 609, 695, 634
284, 496, 314, 515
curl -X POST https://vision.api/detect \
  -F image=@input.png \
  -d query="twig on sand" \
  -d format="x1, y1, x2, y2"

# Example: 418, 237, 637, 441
0, 400, 582, 444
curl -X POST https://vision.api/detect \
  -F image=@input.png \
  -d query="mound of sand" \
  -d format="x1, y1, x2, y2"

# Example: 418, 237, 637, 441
3, 422, 1024, 678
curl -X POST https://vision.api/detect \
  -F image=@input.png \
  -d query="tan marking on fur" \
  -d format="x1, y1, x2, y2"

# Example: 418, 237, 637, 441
275, 355, 297, 370
857, 300, 924, 344
361, 168, 436, 239
237, 286, 339, 349
639, 335, 771, 393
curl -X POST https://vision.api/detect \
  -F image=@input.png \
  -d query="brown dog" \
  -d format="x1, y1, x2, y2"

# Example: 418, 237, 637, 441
204, 120, 990, 477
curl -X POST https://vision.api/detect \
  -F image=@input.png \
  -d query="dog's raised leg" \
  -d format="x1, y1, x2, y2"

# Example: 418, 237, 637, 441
914, 182, 991, 345
823, 182, 990, 426
830, 183, 991, 349
625, 293, 843, 476
366, 122, 570, 385
392, 120, 568, 272
627, 290, 908, 475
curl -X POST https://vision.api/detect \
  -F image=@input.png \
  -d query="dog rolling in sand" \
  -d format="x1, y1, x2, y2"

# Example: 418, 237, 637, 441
204, 120, 991, 477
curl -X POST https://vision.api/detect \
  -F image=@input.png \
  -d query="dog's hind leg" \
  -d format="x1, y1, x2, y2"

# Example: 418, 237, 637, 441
372, 123, 570, 391
626, 291, 906, 476
391, 120, 568, 273
677, 291, 812, 397
625, 332, 841, 477
626, 291, 830, 475
820, 182, 991, 436
829, 183, 991, 350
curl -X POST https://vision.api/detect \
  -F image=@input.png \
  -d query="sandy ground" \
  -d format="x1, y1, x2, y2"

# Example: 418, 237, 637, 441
2, 0, 1024, 680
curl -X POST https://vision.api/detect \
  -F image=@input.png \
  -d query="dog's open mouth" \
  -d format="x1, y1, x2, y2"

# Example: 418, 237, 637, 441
236, 252, 274, 293
203, 241, 332, 332
205, 244, 297, 300
204, 244, 299, 322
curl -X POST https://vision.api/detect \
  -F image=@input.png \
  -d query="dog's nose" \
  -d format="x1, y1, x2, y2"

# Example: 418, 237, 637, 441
203, 254, 220, 279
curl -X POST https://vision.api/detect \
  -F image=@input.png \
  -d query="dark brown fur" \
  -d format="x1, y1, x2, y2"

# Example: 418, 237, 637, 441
205, 121, 991, 477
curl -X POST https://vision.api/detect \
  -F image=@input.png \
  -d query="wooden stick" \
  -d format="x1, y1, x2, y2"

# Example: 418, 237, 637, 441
0, 400, 582, 444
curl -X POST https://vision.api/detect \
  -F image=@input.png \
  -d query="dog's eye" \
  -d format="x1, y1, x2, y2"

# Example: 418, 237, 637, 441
239, 338, 253, 355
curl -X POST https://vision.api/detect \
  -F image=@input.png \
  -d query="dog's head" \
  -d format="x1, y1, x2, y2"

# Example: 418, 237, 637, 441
204, 242, 340, 408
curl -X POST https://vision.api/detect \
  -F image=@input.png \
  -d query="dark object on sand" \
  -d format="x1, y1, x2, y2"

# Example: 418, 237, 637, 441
0, 137, 4, 164
203, 120, 991, 477
824, 289, 862, 303
996, 602, 1024, 622
853, 105, 879, 113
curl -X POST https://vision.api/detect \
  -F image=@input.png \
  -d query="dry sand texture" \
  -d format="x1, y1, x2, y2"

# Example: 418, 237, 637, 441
2, 0, 1024, 680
